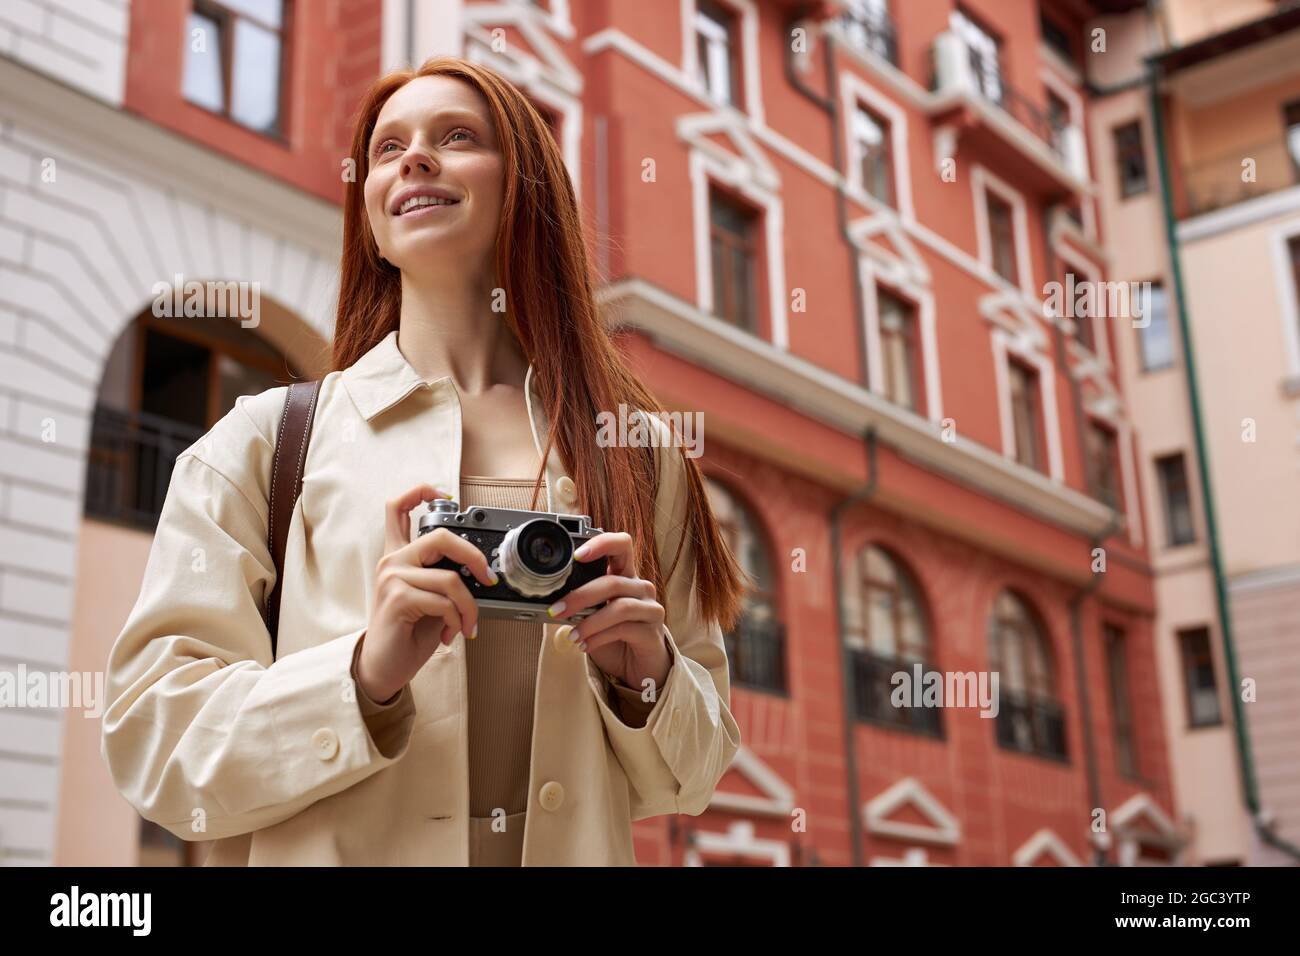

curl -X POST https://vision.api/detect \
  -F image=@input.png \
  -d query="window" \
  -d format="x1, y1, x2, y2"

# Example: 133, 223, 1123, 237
1104, 624, 1137, 777
1046, 89, 1071, 158
183, 0, 288, 136
1177, 627, 1222, 727
852, 103, 895, 208
1113, 121, 1148, 198
989, 591, 1066, 759
87, 315, 300, 529
1085, 419, 1122, 509
1137, 281, 1173, 371
877, 288, 922, 413
1155, 452, 1196, 547
705, 478, 784, 692
842, 0, 898, 64
695, 0, 741, 109
845, 545, 939, 736
1007, 358, 1043, 471
1040, 13, 1074, 64
951, 8, 1002, 104
987, 191, 1018, 285
1285, 100, 1300, 176
709, 186, 760, 332
1068, 268, 1096, 351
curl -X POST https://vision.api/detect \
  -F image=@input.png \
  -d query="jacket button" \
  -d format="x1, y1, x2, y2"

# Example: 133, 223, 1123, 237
552, 624, 577, 654
555, 475, 578, 505
311, 728, 340, 761
538, 780, 565, 811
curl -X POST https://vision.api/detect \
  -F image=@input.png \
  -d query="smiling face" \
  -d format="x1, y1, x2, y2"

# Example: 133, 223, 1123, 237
363, 75, 506, 281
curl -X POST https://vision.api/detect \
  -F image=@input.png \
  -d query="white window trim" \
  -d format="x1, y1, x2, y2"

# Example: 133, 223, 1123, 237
1039, 65, 1095, 239
1082, 402, 1143, 547
689, 148, 788, 348
840, 70, 914, 221
1054, 242, 1110, 369
507, 0, 574, 39
1151, 444, 1203, 551
864, 777, 962, 846
1013, 828, 1083, 866
681, 0, 764, 124
992, 327, 1064, 481
972, 164, 1035, 300
860, 258, 942, 423
684, 820, 791, 866
1267, 214, 1300, 382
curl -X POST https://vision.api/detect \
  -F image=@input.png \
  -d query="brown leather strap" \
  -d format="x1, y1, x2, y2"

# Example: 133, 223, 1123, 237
264, 380, 320, 657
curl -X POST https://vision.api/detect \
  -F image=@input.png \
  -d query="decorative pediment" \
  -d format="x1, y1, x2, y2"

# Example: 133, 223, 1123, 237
709, 746, 796, 817
980, 289, 1048, 350
864, 777, 961, 846
1013, 828, 1083, 867
677, 112, 779, 191
849, 213, 930, 286
462, 5, 582, 94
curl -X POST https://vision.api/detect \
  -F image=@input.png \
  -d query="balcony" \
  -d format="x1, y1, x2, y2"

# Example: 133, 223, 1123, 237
1181, 134, 1299, 218
995, 690, 1068, 761
85, 405, 203, 531
836, 2, 899, 67
848, 648, 944, 738
724, 611, 787, 694
928, 31, 1089, 197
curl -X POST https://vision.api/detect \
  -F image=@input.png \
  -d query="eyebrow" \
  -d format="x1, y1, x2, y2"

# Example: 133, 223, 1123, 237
370, 107, 487, 147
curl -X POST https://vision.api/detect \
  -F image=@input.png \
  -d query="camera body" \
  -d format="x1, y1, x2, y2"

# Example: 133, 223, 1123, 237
417, 498, 608, 623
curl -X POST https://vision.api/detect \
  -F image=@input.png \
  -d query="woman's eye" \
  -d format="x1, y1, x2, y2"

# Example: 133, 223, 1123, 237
447, 128, 475, 143
375, 141, 400, 156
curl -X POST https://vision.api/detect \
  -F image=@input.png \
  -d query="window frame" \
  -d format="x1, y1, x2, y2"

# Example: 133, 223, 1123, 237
185, 0, 292, 141
707, 182, 763, 335
988, 590, 1067, 761
851, 101, 896, 209
1103, 623, 1138, 778
1154, 451, 1197, 548
1177, 626, 1223, 729
1007, 356, 1044, 473
875, 284, 925, 415
1113, 120, 1149, 199
1136, 279, 1175, 372
1085, 417, 1123, 511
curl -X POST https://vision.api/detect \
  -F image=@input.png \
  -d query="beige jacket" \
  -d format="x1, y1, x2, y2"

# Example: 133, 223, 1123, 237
100, 329, 741, 865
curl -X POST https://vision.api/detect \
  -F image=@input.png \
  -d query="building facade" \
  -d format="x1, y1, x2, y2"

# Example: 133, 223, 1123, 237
0, 0, 1191, 867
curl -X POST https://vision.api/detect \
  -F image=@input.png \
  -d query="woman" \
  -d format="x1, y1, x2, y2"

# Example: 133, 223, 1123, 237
100, 56, 745, 866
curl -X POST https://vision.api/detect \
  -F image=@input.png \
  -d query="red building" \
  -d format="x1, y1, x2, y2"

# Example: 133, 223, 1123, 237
0, 0, 1179, 865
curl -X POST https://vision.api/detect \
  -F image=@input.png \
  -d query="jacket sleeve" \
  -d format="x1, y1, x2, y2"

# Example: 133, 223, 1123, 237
583, 419, 742, 819
99, 392, 417, 843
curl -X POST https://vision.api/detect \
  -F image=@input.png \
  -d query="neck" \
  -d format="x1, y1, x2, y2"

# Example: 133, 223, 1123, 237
395, 270, 528, 395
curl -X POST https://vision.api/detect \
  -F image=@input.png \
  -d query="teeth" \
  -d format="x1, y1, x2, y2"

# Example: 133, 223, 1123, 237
398, 195, 458, 214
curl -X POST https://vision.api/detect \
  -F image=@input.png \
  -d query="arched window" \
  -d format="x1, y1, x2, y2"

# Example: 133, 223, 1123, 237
704, 477, 784, 692
988, 591, 1067, 759
844, 545, 940, 736
86, 313, 301, 531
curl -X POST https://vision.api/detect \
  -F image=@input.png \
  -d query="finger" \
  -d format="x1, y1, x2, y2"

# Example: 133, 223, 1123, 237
573, 597, 663, 645
551, 574, 653, 618
406, 528, 497, 587
385, 485, 448, 553
575, 531, 636, 577
395, 562, 479, 640
577, 621, 644, 654
395, 583, 463, 638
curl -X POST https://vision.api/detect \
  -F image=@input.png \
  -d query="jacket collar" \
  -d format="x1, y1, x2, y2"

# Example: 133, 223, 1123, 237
340, 329, 555, 490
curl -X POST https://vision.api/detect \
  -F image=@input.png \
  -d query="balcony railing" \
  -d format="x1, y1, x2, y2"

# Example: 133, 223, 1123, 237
724, 611, 786, 693
1183, 135, 1300, 217
85, 405, 204, 531
837, 3, 899, 67
847, 648, 944, 738
929, 32, 1087, 182
995, 689, 1068, 760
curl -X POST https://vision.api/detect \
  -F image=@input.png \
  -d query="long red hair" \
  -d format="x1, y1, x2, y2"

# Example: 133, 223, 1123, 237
333, 56, 745, 633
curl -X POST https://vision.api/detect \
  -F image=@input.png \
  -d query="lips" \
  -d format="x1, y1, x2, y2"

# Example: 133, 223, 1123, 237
390, 186, 461, 216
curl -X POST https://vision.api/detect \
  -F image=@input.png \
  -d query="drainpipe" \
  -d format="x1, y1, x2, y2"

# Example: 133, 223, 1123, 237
1042, 204, 1116, 865
1146, 63, 1300, 862
785, 5, 870, 389
829, 427, 879, 868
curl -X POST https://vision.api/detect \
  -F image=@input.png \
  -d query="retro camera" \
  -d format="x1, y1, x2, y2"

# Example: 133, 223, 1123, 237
417, 499, 609, 623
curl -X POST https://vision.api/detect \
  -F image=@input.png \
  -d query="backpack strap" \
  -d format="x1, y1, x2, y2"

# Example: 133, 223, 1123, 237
264, 380, 321, 658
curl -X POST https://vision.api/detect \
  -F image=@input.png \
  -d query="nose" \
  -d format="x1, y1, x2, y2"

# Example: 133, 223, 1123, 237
400, 141, 439, 177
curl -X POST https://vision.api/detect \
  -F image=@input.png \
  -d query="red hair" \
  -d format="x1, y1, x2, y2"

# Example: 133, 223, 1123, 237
333, 56, 745, 633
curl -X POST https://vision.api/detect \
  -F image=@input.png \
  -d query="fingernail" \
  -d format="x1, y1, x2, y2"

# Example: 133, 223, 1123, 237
578, 641, 588, 652
547, 601, 566, 618
569, 628, 582, 643
574, 544, 590, 560
488, 573, 499, 585
471, 623, 479, 639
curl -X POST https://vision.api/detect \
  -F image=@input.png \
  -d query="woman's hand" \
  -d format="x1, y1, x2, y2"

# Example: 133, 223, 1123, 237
548, 532, 673, 702
354, 484, 498, 703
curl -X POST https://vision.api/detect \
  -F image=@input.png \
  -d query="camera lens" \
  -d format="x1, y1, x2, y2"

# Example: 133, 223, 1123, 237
500, 519, 574, 596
